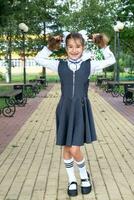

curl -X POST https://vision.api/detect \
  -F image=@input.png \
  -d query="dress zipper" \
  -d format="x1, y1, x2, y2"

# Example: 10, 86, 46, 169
72, 71, 75, 98
71, 63, 78, 98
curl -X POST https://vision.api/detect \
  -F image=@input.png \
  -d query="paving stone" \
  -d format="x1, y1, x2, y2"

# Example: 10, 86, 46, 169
0, 84, 134, 200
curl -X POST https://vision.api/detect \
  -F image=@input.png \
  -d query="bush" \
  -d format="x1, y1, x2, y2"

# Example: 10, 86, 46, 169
0, 72, 4, 81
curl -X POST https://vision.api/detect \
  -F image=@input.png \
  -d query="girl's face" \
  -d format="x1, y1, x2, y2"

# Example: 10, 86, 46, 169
66, 38, 84, 60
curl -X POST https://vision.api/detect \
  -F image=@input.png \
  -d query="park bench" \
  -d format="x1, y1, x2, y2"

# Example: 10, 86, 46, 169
0, 89, 27, 117
36, 78, 48, 88
128, 88, 134, 93
29, 76, 48, 89
95, 75, 105, 87
105, 81, 124, 97
13, 82, 39, 98
106, 81, 134, 98
96, 76, 113, 89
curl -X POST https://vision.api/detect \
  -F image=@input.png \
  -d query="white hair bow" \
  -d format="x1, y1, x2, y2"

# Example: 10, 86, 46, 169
78, 30, 88, 42
62, 30, 88, 43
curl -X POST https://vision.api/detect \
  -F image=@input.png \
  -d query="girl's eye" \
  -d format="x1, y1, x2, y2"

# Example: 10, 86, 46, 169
68, 45, 81, 48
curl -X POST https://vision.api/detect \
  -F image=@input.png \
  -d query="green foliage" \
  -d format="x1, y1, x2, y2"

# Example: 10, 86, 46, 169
119, 52, 134, 72
117, 0, 134, 22
0, 0, 68, 57
58, 0, 115, 35
49, 48, 67, 59
0, 72, 4, 80
87, 41, 104, 60
116, 0, 134, 54
0, 0, 133, 74
0, 0, 12, 26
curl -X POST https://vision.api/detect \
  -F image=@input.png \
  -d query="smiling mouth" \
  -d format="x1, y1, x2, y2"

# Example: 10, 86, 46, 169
71, 54, 79, 56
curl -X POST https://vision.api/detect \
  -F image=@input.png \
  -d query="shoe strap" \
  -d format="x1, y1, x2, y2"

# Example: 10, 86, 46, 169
68, 181, 77, 187
81, 171, 90, 182
81, 178, 89, 182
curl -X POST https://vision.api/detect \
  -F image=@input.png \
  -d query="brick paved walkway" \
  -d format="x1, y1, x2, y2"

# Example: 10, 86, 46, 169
91, 84, 134, 125
0, 84, 54, 154
0, 84, 134, 200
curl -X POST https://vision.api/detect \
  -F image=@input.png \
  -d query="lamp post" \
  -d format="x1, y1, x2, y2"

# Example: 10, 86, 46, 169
19, 23, 29, 84
113, 21, 124, 82
8, 25, 12, 83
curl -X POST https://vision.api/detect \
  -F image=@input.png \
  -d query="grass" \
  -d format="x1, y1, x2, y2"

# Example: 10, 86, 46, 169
0, 99, 6, 108
0, 86, 13, 108
0, 74, 60, 83
0, 74, 60, 108
0, 72, 134, 83
0, 86, 12, 92
0, 72, 134, 108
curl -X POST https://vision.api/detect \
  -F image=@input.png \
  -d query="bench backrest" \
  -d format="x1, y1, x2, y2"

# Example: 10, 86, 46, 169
0, 90, 22, 98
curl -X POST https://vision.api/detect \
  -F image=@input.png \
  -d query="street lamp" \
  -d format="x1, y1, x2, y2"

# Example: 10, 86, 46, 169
113, 21, 124, 82
19, 23, 29, 84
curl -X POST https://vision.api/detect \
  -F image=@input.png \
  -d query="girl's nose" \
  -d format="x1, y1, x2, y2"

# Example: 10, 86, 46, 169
72, 48, 77, 52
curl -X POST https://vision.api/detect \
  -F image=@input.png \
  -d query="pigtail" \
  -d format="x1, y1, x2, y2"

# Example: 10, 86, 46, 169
48, 35, 62, 51
94, 33, 110, 48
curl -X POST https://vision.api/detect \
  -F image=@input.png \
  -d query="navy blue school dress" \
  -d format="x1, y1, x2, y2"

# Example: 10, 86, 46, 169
56, 59, 97, 146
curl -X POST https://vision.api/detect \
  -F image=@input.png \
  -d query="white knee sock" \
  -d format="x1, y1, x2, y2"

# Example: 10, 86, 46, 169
75, 158, 91, 187
64, 158, 77, 190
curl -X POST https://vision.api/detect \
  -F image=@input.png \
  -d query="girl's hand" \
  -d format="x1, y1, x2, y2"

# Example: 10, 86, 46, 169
48, 35, 62, 51
88, 33, 109, 48
93, 33, 109, 48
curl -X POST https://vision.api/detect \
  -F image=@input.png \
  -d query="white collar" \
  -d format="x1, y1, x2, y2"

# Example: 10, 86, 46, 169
68, 58, 82, 64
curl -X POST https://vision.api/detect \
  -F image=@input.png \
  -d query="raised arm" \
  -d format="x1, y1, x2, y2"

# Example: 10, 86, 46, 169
90, 46, 116, 75
34, 46, 59, 72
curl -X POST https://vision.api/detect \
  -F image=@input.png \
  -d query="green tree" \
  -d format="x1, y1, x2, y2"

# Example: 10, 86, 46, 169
0, 0, 66, 80
116, 0, 134, 54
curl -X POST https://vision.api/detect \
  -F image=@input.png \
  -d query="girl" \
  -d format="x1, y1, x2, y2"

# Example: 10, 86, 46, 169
35, 32, 116, 197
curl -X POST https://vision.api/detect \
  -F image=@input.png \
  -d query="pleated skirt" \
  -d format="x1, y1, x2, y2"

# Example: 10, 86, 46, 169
56, 97, 97, 146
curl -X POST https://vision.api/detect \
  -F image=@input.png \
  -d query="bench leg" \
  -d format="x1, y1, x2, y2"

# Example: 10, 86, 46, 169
2, 106, 16, 117
123, 92, 133, 105
5, 97, 16, 107
24, 88, 36, 98
15, 93, 27, 107
1, 98, 16, 117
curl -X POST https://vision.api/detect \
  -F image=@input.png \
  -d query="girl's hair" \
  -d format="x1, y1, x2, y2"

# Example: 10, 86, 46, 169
65, 32, 85, 47
48, 35, 61, 50
94, 33, 110, 47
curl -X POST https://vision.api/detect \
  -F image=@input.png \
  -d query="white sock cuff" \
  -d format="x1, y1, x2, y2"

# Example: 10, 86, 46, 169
64, 158, 74, 164
75, 158, 85, 165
